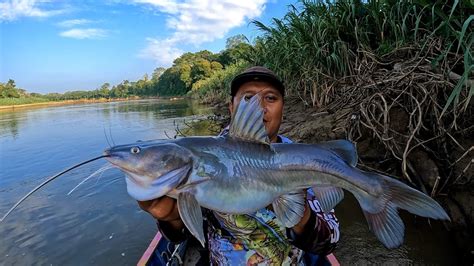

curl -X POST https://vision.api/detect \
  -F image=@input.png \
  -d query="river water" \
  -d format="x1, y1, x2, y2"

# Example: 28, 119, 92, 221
0, 99, 214, 265
0, 99, 458, 265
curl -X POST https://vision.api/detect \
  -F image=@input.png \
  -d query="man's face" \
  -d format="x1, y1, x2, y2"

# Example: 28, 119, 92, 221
229, 81, 284, 143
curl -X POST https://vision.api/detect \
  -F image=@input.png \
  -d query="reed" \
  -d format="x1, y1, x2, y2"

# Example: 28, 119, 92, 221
251, 0, 473, 192
252, 0, 472, 111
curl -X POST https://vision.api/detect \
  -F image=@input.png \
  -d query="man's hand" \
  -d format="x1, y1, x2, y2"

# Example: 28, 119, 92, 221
137, 196, 184, 230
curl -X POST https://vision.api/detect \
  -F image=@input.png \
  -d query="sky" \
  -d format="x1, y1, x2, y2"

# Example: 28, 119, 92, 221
0, 0, 294, 93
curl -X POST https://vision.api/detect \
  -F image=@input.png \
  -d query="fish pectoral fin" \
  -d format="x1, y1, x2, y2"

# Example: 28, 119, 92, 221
272, 191, 306, 228
311, 186, 344, 212
177, 192, 206, 247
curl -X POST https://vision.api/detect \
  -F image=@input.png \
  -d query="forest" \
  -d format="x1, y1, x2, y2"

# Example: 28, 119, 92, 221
0, 34, 252, 103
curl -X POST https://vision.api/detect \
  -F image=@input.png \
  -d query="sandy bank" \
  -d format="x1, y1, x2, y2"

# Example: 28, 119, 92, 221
0, 97, 140, 111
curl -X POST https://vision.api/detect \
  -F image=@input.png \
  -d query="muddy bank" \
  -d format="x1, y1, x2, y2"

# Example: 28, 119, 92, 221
278, 97, 473, 264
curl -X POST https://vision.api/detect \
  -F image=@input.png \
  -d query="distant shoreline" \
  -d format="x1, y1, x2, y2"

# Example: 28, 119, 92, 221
0, 96, 183, 111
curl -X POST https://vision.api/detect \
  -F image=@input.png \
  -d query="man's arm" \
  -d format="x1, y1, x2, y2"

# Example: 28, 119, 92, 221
286, 193, 340, 255
138, 196, 188, 243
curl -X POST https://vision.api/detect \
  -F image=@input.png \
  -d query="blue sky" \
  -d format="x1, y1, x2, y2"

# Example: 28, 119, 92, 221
0, 0, 294, 93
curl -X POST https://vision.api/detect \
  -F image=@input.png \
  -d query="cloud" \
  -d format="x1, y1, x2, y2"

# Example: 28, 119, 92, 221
0, 0, 65, 21
59, 28, 108, 39
57, 19, 93, 27
136, 0, 268, 66
139, 37, 184, 67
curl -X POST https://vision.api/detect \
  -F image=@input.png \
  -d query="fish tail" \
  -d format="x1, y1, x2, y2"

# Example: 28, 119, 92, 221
355, 171, 450, 249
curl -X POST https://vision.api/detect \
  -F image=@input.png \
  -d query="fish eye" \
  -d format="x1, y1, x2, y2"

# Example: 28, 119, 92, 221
130, 147, 140, 154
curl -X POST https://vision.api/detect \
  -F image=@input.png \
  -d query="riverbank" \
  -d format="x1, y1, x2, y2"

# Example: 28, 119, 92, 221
278, 97, 473, 264
207, 96, 472, 263
0, 97, 144, 111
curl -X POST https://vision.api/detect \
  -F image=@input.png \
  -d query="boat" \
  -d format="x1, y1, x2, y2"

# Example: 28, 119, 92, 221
138, 231, 341, 266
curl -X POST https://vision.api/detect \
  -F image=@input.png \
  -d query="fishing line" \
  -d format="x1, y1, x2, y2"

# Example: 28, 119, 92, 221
67, 164, 114, 195
0, 155, 109, 223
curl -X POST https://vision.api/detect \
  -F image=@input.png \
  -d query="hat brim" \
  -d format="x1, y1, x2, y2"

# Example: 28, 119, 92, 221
230, 72, 285, 97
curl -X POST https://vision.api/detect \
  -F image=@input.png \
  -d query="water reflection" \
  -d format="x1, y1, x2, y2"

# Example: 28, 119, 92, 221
0, 111, 23, 138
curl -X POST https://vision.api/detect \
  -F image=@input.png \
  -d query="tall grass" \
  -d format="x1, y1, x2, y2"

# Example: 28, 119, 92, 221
0, 97, 50, 106
250, 0, 473, 192
252, 0, 473, 110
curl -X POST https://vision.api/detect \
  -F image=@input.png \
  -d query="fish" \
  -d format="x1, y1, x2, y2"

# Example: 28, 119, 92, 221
103, 94, 450, 249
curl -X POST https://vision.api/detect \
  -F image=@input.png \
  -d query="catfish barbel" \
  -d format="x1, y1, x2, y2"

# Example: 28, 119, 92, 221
104, 95, 450, 249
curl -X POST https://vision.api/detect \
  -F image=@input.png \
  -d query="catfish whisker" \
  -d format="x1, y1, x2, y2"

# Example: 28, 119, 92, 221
104, 127, 112, 148
164, 130, 173, 139
67, 164, 114, 196
109, 125, 116, 146
0, 155, 108, 223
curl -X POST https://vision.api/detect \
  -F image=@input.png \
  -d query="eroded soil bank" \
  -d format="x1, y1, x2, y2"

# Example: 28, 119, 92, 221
279, 97, 473, 264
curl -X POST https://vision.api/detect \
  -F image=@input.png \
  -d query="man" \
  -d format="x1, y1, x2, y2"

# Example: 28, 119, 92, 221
138, 66, 340, 265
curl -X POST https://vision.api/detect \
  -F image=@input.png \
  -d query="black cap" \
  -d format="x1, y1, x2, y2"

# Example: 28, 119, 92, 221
230, 66, 285, 97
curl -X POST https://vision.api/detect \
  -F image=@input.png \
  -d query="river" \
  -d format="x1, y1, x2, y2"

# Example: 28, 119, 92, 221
0, 99, 214, 265
0, 99, 458, 265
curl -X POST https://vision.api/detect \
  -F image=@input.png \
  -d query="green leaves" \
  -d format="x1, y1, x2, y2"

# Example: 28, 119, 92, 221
251, 0, 472, 110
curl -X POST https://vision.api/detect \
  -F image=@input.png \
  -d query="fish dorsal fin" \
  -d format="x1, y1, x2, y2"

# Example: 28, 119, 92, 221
317, 140, 358, 167
229, 94, 269, 144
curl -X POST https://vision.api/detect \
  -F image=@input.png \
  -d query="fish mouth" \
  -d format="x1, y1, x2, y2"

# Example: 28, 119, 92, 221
124, 165, 191, 201
103, 149, 137, 174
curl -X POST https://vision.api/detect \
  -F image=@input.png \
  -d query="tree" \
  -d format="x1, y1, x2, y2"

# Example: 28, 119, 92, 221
211, 61, 223, 71
218, 42, 253, 66
191, 59, 212, 83
152, 67, 166, 82
0, 79, 20, 98
99, 83, 110, 98
225, 34, 248, 49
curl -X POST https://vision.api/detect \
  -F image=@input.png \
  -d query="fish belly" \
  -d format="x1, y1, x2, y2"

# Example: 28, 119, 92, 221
191, 180, 278, 214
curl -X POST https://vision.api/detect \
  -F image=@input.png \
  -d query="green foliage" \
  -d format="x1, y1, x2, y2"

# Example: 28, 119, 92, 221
155, 44, 242, 96
226, 34, 248, 49
252, 0, 473, 109
0, 79, 21, 98
191, 61, 250, 102
217, 42, 254, 66
152, 67, 166, 81
0, 97, 49, 106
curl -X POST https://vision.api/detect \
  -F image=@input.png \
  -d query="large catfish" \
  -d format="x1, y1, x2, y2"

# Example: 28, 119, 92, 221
104, 95, 450, 249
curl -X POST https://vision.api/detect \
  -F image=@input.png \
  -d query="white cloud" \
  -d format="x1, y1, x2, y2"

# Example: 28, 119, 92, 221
139, 37, 184, 67
57, 19, 93, 27
134, 0, 179, 14
136, 0, 267, 66
59, 28, 108, 39
0, 0, 65, 21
